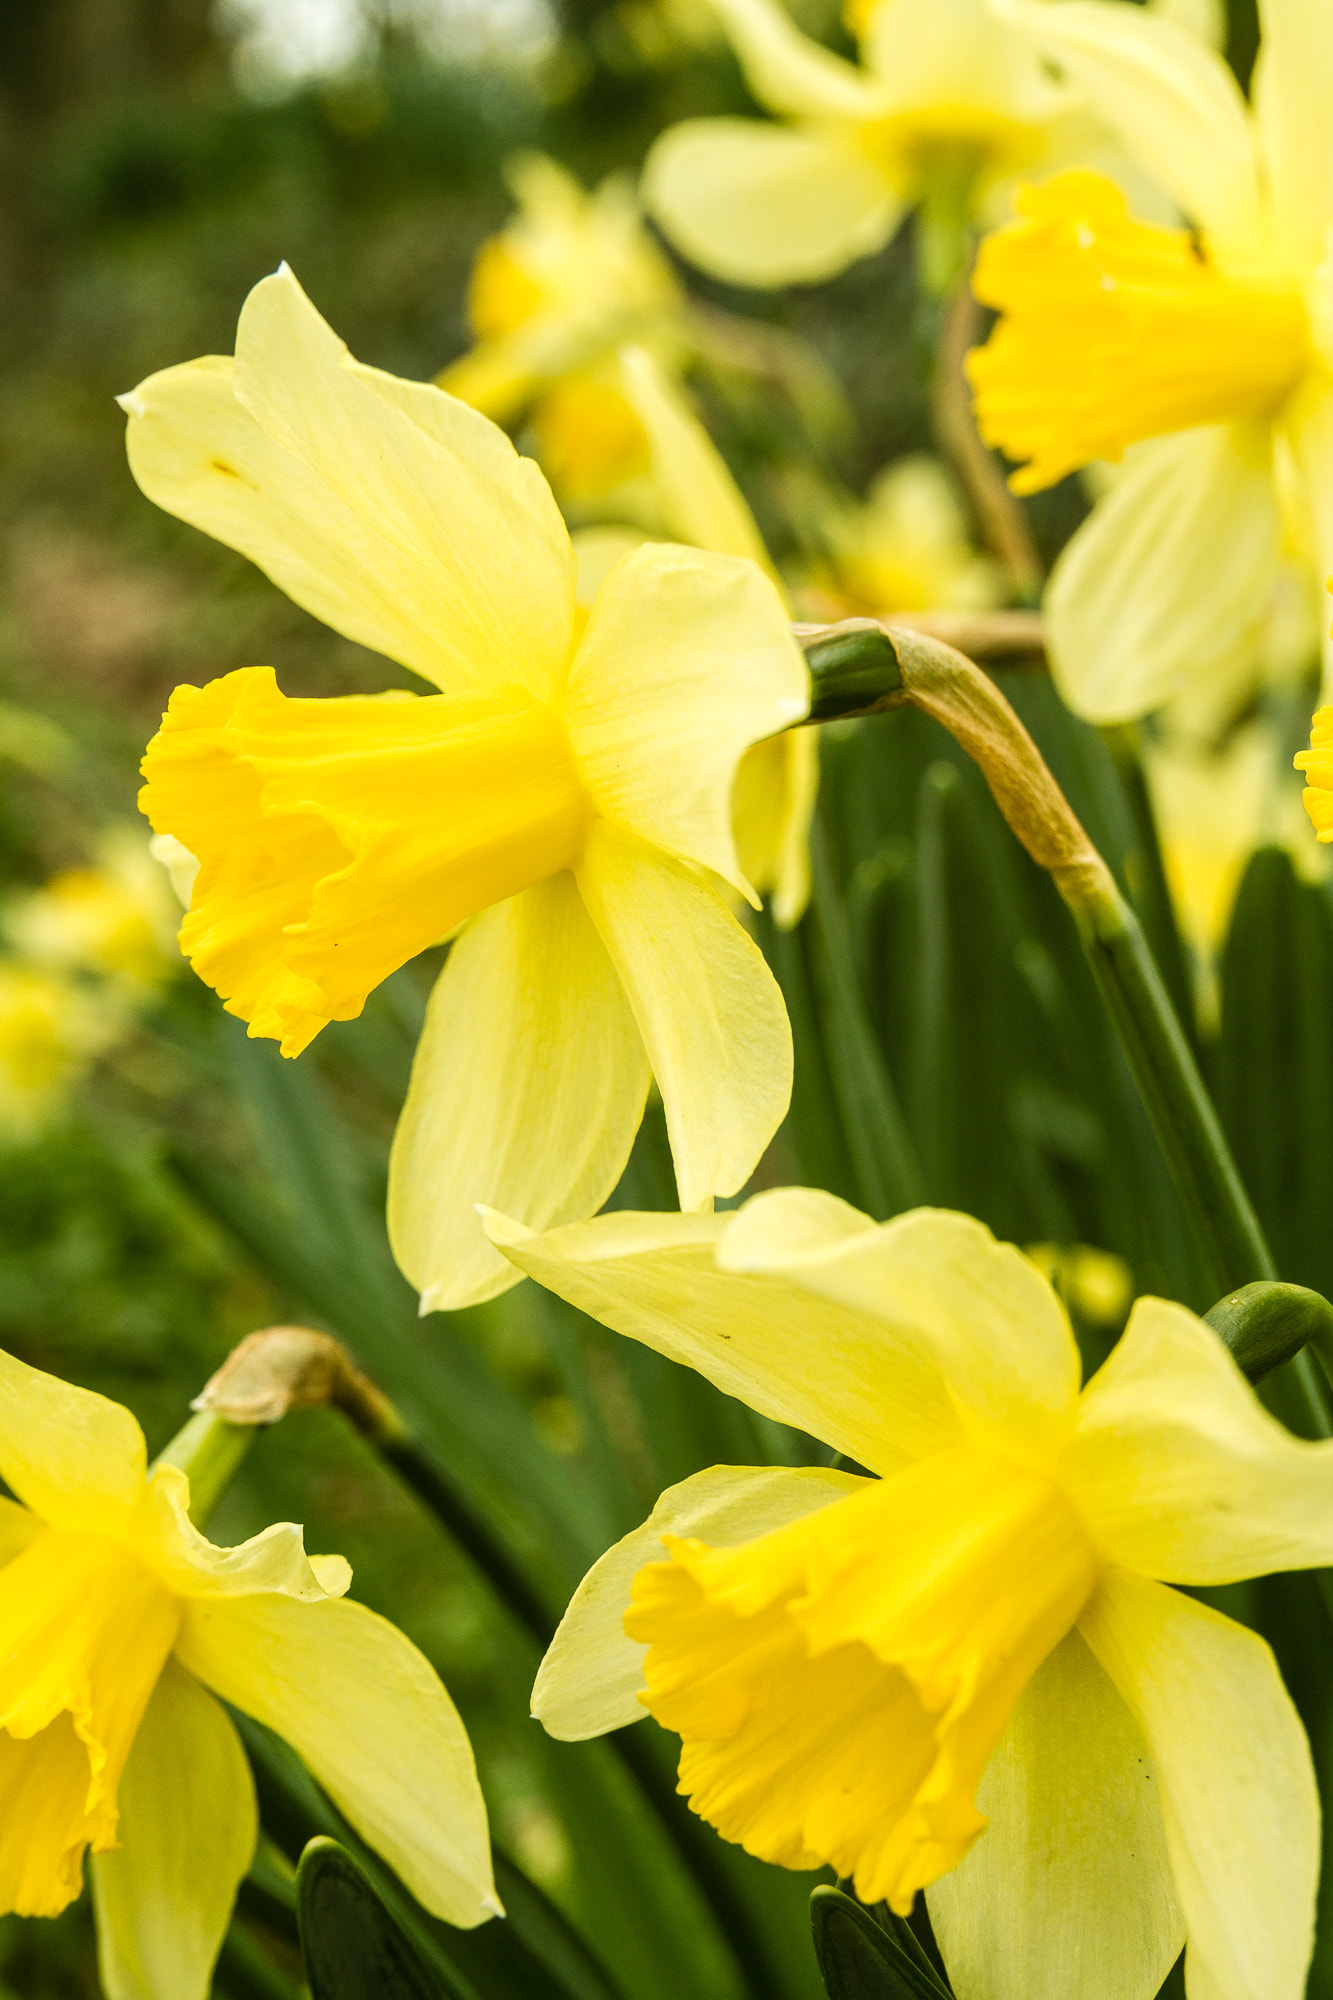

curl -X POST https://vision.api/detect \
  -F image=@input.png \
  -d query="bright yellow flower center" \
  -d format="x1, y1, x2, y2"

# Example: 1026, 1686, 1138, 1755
139, 666, 591, 1056
529, 375, 652, 501
1295, 707, 1333, 840
626, 1444, 1098, 1911
468, 237, 547, 341
0, 1528, 179, 1915
968, 170, 1310, 494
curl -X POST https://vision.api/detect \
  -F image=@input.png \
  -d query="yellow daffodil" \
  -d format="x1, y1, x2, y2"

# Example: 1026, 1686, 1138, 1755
641, 0, 1086, 293
568, 343, 818, 926
968, 0, 1333, 723
438, 152, 685, 471
0, 964, 116, 1142
1293, 707, 1333, 846
0, 1348, 496, 2000
126, 269, 806, 1309
794, 455, 1002, 623
484, 1188, 1325, 2000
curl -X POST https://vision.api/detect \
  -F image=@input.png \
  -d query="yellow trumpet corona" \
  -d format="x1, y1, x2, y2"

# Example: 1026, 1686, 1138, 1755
127, 268, 807, 1309
486, 1189, 1326, 2000
0, 1347, 496, 2000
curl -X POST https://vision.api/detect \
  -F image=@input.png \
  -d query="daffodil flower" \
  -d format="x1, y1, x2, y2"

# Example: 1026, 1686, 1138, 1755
0, 1348, 496, 2000
127, 269, 806, 1309
484, 1189, 1327, 2000
968, 0, 1333, 724
641, 0, 1083, 293
0, 963, 116, 1142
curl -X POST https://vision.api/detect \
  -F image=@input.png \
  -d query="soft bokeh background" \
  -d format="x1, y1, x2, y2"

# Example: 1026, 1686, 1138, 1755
5, 2, 1329, 1996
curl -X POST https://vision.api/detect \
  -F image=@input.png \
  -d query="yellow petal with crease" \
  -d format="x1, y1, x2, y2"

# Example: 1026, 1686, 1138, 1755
709, 0, 891, 117
716, 1192, 1081, 1452
480, 1199, 962, 1472
1253, 0, 1333, 265
1067, 1295, 1333, 1583
389, 875, 650, 1313
732, 728, 818, 929
532, 1463, 865, 1740
645, 121, 904, 286
1079, 1569, 1317, 2000
575, 826, 792, 1207
0, 1347, 145, 1532
132, 1464, 350, 1601
230, 266, 577, 702
992, 0, 1263, 258
1046, 425, 1280, 724
90, 1662, 257, 2000
566, 543, 806, 896
927, 1627, 1183, 2000
0, 1498, 39, 1568
176, 1591, 500, 1929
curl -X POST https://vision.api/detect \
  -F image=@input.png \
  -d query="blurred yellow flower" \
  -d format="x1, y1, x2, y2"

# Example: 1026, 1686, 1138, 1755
488, 1191, 1325, 2000
1024, 1240, 1133, 1328
0, 1347, 496, 1999
0, 965, 115, 1143
5, 831, 180, 1001
969, 0, 1333, 723
127, 269, 806, 1308
795, 455, 1002, 622
642, 0, 1082, 292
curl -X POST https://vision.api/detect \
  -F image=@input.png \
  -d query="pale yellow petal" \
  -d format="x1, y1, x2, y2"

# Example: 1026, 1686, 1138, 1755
132, 1464, 350, 1601
708, 0, 891, 117
716, 1191, 1082, 1453
1282, 379, 1333, 704
574, 827, 792, 1207
565, 544, 807, 896
991, 0, 1264, 258
732, 726, 818, 928
0, 1496, 42, 1566
229, 266, 576, 701
644, 121, 905, 286
927, 1627, 1183, 2000
1079, 1569, 1317, 2000
176, 1592, 500, 1928
1046, 425, 1281, 724
0, 1348, 145, 1533
532, 1462, 864, 1740
1067, 1295, 1333, 1583
90, 1661, 257, 2000
389, 875, 650, 1313
861, 0, 1070, 122
615, 346, 774, 573
1253, 0, 1333, 266
480, 1197, 963, 1473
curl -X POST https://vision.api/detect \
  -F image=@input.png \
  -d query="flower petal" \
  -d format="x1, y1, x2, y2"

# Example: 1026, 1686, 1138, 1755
389, 875, 650, 1313
708, 0, 891, 117
1282, 378, 1333, 702
615, 346, 775, 574
0, 1498, 39, 1566
927, 1626, 1183, 2000
1067, 1295, 1333, 1582
1253, 0, 1333, 266
480, 1196, 963, 1473
532, 1462, 865, 1740
575, 826, 793, 1207
732, 728, 818, 930
862, 0, 1071, 122
90, 1661, 256, 2000
716, 1192, 1081, 1454
176, 1591, 500, 1928
0, 1348, 144, 1533
644, 120, 904, 286
1079, 1569, 1317, 2000
133, 1464, 350, 1601
565, 542, 807, 896
222, 266, 574, 700
991, 0, 1263, 258
1045, 424, 1281, 724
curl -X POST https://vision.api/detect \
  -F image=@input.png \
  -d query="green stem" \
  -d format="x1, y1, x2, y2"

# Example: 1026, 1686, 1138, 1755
152, 1410, 254, 1525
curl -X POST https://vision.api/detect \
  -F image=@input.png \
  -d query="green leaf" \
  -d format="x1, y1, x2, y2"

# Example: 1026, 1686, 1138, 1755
296, 1838, 454, 2000
809, 1888, 951, 2000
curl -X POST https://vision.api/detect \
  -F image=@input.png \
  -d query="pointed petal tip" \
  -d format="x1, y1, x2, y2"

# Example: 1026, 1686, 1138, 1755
116, 390, 146, 418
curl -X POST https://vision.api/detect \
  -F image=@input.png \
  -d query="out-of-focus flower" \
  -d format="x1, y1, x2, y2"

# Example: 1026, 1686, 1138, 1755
0, 966, 116, 1144
642, 0, 1087, 293
0, 1345, 496, 1999
488, 1189, 1326, 2000
126, 269, 807, 1310
969, 0, 1333, 722
5, 831, 181, 1001
793, 455, 1002, 622
1025, 1241, 1133, 1328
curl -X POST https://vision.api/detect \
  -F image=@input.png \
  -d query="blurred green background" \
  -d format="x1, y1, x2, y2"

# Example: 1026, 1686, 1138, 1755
3, 1, 1331, 1996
